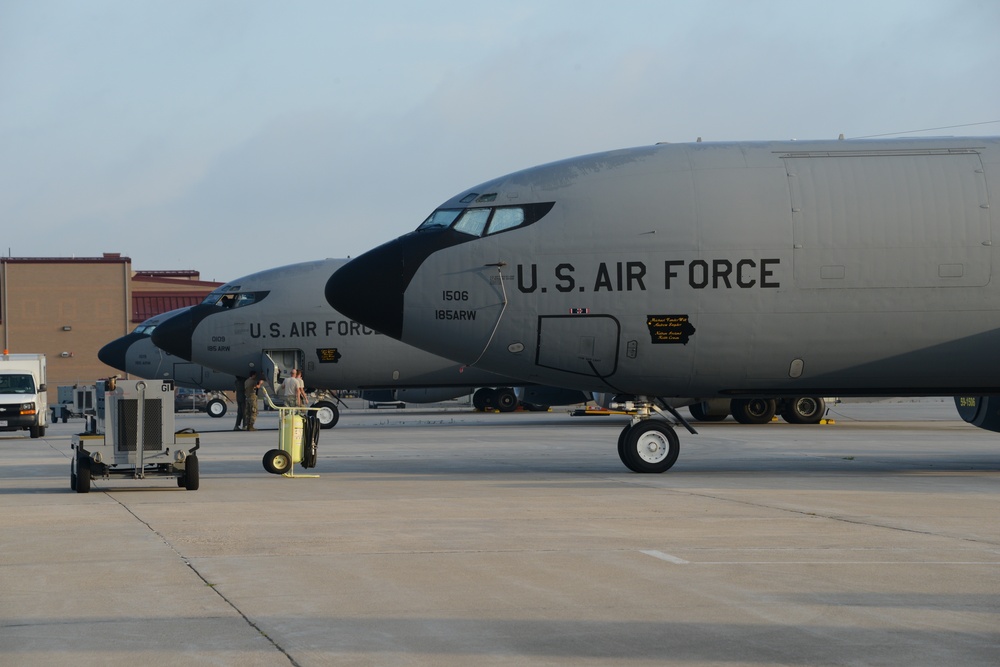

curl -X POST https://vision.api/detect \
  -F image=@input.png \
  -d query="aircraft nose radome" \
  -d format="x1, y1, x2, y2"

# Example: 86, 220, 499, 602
150, 309, 197, 361
97, 335, 136, 372
325, 241, 406, 340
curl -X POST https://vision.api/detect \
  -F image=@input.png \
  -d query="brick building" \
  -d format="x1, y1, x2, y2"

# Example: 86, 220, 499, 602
0, 253, 221, 398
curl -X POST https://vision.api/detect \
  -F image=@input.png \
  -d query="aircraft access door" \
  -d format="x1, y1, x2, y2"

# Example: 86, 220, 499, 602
535, 315, 620, 381
172, 363, 205, 388
262, 350, 304, 389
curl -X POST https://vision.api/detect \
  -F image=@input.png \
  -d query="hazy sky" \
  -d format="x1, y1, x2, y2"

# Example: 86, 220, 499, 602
2, 0, 998, 282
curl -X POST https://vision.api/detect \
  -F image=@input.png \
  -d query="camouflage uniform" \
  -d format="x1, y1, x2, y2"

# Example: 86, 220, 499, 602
244, 375, 260, 430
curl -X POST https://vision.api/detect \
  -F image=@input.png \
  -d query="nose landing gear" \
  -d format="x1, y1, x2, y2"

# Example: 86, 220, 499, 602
611, 396, 696, 473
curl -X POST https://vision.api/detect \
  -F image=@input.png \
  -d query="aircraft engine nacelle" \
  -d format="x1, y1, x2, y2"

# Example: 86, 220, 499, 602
954, 396, 1000, 432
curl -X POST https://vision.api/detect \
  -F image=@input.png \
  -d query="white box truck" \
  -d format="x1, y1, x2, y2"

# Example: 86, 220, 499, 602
0, 352, 48, 438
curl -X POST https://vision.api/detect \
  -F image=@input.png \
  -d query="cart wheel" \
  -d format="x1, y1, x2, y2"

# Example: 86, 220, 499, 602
263, 449, 292, 475
184, 455, 200, 490
76, 455, 91, 494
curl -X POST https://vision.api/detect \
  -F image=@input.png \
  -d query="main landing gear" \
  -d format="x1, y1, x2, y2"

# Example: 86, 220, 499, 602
610, 396, 696, 473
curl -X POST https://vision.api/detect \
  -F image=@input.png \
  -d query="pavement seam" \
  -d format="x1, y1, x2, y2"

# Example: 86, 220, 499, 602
106, 494, 302, 667
612, 478, 1000, 548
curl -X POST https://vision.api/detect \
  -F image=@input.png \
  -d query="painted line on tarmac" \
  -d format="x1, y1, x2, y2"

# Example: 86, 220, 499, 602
641, 550, 689, 564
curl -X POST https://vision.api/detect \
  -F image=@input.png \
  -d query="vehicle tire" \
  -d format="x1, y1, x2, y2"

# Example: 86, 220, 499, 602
206, 398, 227, 418
263, 449, 293, 475
184, 455, 200, 490
472, 388, 495, 412
731, 398, 776, 424
688, 402, 726, 422
177, 475, 186, 488
780, 397, 826, 424
620, 421, 680, 473
495, 387, 518, 413
313, 401, 339, 429
29, 424, 41, 438
76, 455, 91, 493
70, 459, 77, 491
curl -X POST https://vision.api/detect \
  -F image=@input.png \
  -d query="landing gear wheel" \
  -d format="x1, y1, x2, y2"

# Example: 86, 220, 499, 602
263, 449, 293, 475
473, 388, 496, 411
313, 401, 339, 429
780, 397, 826, 424
207, 398, 227, 418
688, 402, 726, 422
75, 454, 91, 493
495, 388, 518, 413
619, 421, 680, 473
731, 398, 776, 424
617, 423, 632, 463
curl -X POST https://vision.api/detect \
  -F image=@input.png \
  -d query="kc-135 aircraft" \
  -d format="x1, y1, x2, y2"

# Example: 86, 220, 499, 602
98, 308, 239, 416
326, 136, 1000, 473
144, 259, 587, 425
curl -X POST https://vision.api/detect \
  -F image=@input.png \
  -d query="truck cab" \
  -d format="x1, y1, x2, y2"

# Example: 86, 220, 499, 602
0, 353, 48, 438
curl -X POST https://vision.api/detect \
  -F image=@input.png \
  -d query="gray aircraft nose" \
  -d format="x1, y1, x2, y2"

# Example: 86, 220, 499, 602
150, 307, 211, 361
326, 229, 471, 340
325, 238, 409, 340
98, 334, 142, 373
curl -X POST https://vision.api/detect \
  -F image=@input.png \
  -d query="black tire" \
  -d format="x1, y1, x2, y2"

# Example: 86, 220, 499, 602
313, 401, 339, 429
780, 397, 826, 424
472, 388, 496, 412
206, 398, 227, 418
495, 388, 518, 413
616, 422, 632, 466
76, 455, 91, 493
184, 455, 200, 490
620, 421, 680, 473
731, 398, 776, 424
177, 475, 186, 488
70, 459, 77, 491
29, 424, 41, 438
688, 402, 727, 422
263, 448, 293, 475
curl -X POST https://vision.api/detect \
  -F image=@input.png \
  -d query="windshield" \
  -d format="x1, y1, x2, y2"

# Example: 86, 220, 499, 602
202, 289, 268, 309
0, 374, 35, 394
416, 209, 462, 231
414, 202, 554, 237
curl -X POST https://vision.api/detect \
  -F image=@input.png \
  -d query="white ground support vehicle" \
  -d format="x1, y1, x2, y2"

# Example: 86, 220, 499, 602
71, 379, 200, 493
0, 352, 48, 438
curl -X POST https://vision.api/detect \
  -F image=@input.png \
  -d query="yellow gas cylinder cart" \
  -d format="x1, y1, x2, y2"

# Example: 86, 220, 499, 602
259, 388, 322, 477
71, 379, 200, 493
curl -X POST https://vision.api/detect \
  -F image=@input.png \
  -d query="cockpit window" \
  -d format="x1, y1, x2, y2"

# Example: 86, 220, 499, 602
417, 209, 462, 231
132, 324, 154, 335
415, 202, 554, 238
203, 290, 269, 309
486, 207, 524, 235
452, 208, 491, 236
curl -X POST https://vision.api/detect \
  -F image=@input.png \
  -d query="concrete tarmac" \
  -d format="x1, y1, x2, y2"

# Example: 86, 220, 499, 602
1, 399, 998, 666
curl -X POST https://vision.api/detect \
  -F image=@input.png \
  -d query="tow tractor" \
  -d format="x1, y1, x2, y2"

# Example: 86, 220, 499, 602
71, 379, 200, 493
